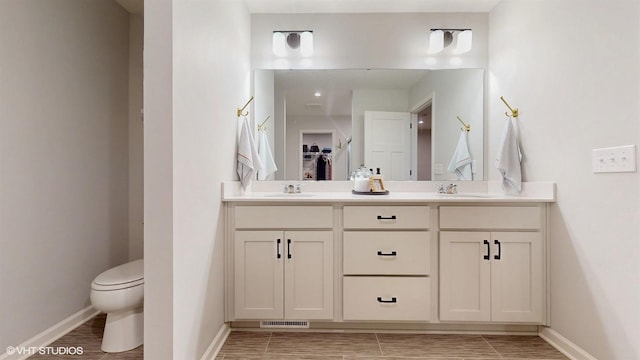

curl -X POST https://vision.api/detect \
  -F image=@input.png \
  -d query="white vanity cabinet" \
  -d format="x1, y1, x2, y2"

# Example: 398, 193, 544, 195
232, 206, 334, 320
342, 206, 431, 321
439, 206, 544, 323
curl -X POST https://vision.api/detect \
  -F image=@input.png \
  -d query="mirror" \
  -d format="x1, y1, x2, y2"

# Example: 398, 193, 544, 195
253, 68, 484, 181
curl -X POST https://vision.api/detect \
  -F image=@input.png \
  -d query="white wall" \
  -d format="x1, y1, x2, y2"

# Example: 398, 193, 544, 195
129, 13, 144, 261
489, 1, 639, 359
253, 70, 277, 180
145, 0, 251, 359
409, 69, 484, 180
0, 0, 129, 351
251, 13, 488, 70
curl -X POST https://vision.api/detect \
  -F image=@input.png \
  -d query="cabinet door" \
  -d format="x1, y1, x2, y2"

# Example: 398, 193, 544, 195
439, 231, 491, 322
491, 232, 543, 323
234, 231, 284, 319
284, 231, 334, 320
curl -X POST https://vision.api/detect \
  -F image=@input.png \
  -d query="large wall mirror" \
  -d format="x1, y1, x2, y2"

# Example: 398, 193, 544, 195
253, 68, 484, 181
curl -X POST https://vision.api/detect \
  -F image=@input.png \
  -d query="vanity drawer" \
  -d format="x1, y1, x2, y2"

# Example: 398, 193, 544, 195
234, 206, 333, 229
343, 206, 429, 229
439, 206, 541, 230
343, 276, 430, 321
343, 231, 429, 275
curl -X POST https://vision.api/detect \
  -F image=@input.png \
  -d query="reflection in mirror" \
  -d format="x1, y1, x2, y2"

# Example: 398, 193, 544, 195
253, 69, 484, 181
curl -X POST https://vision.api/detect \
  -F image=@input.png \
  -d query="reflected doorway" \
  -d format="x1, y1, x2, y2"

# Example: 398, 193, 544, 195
416, 105, 432, 180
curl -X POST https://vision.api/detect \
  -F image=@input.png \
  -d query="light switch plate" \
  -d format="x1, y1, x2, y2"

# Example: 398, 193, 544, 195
592, 145, 637, 173
434, 163, 443, 175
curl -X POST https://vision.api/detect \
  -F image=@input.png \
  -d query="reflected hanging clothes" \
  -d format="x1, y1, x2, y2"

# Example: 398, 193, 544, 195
316, 154, 332, 180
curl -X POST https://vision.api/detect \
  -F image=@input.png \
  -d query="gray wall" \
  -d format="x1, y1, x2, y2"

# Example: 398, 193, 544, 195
0, 0, 130, 351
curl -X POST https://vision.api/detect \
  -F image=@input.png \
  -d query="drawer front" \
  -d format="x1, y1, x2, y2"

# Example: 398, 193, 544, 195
343, 277, 430, 321
343, 231, 429, 275
343, 206, 429, 229
439, 206, 541, 230
235, 206, 333, 229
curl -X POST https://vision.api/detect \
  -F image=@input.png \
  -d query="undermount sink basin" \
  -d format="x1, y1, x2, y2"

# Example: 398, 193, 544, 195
263, 193, 316, 197
437, 193, 494, 198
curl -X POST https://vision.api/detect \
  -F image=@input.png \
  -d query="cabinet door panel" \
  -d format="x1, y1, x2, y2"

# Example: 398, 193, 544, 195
284, 231, 334, 319
234, 231, 284, 319
439, 231, 491, 322
491, 232, 543, 323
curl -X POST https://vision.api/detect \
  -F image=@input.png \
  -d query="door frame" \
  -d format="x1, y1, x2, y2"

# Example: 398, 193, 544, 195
298, 130, 335, 181
409, 92, 435, 181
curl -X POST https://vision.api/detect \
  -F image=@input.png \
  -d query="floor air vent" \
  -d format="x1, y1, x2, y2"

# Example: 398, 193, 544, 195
260, 320, 309, 329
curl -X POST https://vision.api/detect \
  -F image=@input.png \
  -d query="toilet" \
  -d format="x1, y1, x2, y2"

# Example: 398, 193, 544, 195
90, 259, 144, 353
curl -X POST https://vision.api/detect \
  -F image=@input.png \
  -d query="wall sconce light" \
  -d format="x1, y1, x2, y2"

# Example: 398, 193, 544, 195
273, 31, 314, 57
429, 29, 472, 54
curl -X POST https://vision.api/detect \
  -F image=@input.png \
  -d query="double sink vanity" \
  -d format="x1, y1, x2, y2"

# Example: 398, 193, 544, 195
223, 181, 555, 332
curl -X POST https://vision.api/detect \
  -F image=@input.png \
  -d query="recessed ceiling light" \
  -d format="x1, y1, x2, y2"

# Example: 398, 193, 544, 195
314, 91, 322, 97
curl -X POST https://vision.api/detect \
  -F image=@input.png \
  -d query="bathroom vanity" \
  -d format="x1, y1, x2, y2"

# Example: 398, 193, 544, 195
222, 181, 555, 332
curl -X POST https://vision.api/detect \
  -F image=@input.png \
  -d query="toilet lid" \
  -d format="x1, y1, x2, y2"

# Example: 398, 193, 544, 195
92, 259, 144, 289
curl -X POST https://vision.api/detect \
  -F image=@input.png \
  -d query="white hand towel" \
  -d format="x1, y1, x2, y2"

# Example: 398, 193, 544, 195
495, 117, 522, 193
236, 116, 263, 188
257, 131, 278, 180
447, 130, 473, 180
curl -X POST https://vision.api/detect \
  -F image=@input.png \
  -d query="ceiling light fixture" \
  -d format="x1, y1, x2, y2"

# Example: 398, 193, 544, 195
429, 29, 472, 54
273, 31, 314, 58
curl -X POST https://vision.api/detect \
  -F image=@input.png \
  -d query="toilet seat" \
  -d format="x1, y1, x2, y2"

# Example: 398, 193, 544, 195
92, 259, 144, 291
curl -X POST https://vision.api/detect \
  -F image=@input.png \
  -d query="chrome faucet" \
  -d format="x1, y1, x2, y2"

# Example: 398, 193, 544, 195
284, 183, 302, 194
437, 184, 458, 194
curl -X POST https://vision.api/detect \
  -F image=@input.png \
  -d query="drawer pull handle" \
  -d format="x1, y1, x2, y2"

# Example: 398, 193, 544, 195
276, 238, 281, 259
483, 240, 490, 260
494, 239, 501, 260
287, 239, 292, 259
377, 297, 397, 303
377, 251, 397, 256
376, 215, 397, 220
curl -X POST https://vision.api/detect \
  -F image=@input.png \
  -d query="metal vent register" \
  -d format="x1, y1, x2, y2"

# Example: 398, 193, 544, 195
260, 320, 310, 329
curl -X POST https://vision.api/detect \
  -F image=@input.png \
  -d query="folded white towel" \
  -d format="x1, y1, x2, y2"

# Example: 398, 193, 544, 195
257, 131, 278, 180
447, 130, 473, 180
495, 117, 522, 193
236, 116, 263, 188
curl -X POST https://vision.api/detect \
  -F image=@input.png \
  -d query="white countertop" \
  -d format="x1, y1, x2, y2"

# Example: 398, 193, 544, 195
222, 181, 556, 203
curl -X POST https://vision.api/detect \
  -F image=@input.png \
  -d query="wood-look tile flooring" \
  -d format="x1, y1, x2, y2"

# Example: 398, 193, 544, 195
27, 314, 142, 360
26, 314, 568, 360
217, 331, 569, 360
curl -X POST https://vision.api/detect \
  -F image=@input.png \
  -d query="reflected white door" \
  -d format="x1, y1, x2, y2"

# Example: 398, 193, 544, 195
364, 111, 411, 180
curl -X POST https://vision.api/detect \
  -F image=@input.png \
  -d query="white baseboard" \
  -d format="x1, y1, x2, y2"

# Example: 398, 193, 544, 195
0, 306, 100, 360
539, 326, 598, 360
200, 323, 231, 360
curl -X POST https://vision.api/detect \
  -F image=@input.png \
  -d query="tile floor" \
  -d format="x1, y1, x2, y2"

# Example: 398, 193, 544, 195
27, 314, 142, 360
25, 314, 568, 360
217, 331, 569, 360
